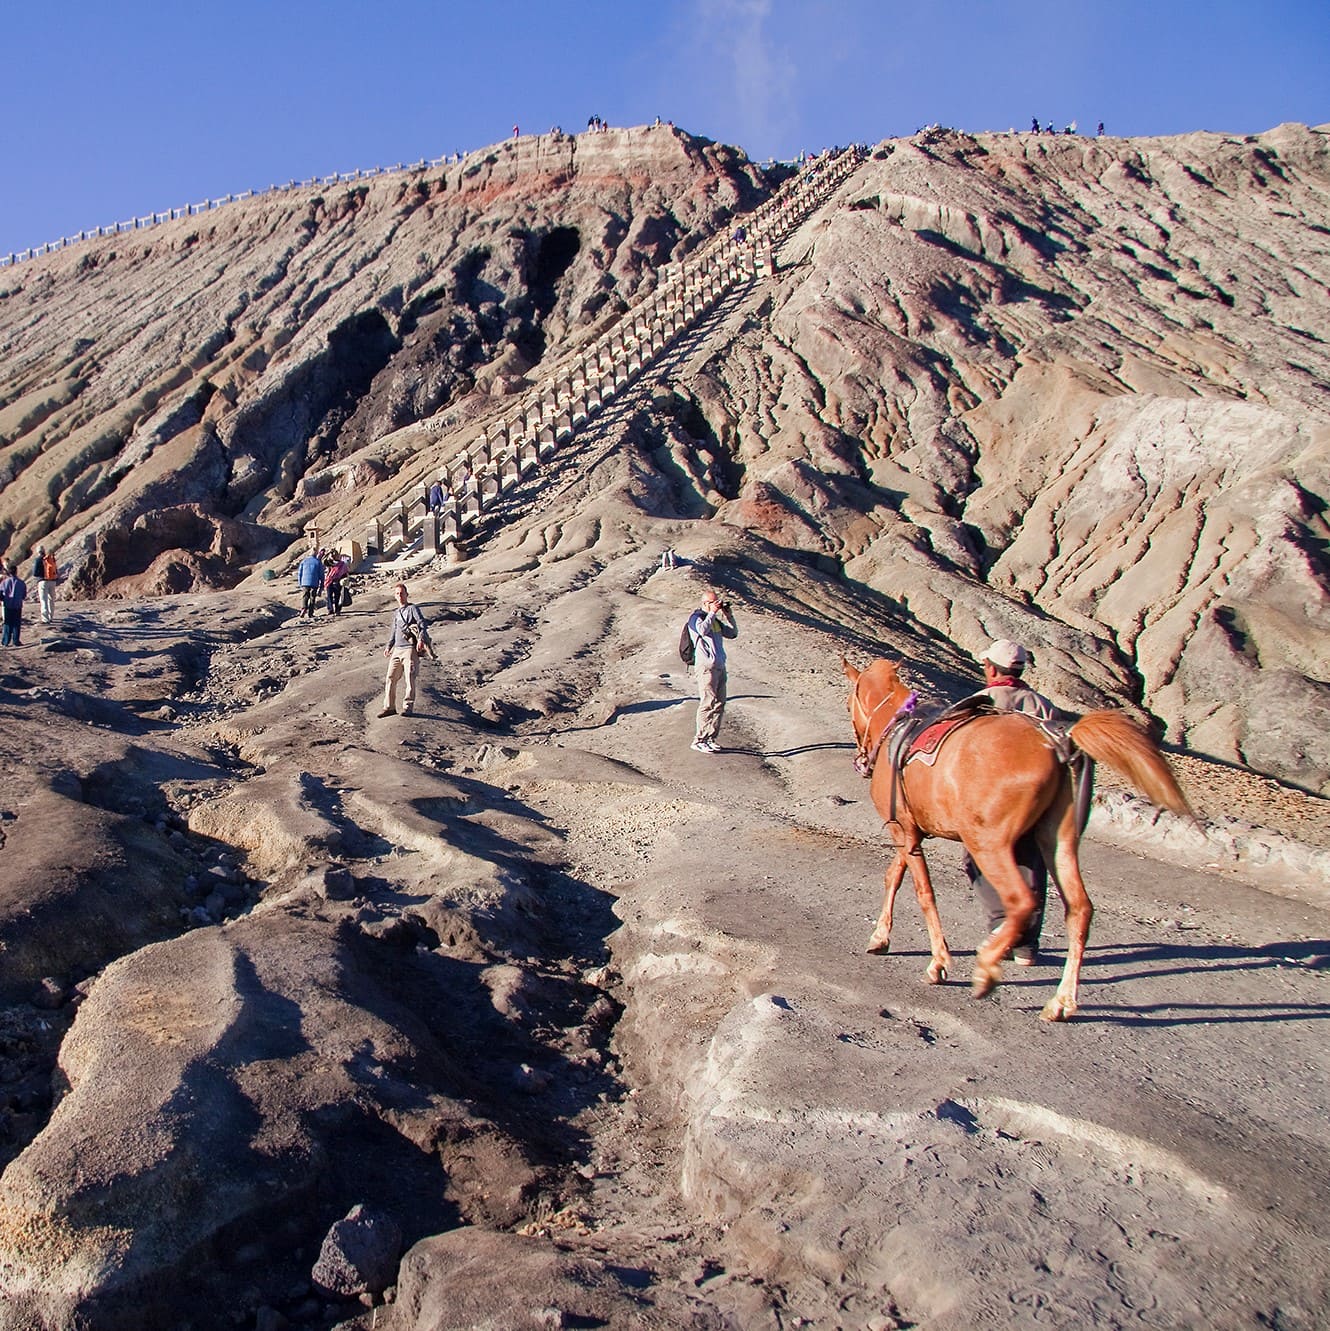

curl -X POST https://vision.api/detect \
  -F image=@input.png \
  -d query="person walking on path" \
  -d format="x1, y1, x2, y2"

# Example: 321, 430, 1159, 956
0, 559, 28, 646
32, 546, 58, 624
379, 583, 436, 717
964, 638, 1060, 965
323, 552, 350, 616
296, 548, 324, 618
686, 587, 738, 753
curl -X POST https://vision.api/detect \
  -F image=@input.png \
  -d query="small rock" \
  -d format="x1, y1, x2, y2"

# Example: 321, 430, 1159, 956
317, 865, 357, 902
513, 1063, 551, 1094
219, 880, 248, 908
474, 742, 520, 767
33, 977, 66, 1010
311, 1203, 402, 1297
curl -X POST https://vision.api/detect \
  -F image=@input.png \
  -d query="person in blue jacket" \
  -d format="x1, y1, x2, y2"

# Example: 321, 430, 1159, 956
296, 548, 324, 618
0, 559, 27, 646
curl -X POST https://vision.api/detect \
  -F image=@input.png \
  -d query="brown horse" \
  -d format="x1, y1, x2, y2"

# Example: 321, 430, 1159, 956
843, 657, 1193, 1021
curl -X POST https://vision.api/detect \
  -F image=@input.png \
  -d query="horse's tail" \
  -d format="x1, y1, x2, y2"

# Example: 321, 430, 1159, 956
1069, 711, 1193, 817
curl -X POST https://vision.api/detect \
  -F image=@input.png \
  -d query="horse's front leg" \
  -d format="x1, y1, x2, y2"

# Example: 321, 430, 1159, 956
866, 848, 908, 955
904, 847, 953, 984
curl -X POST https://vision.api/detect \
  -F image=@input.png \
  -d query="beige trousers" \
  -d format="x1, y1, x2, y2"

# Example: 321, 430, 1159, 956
383, 645, 420, 711
694, 660, 727, 743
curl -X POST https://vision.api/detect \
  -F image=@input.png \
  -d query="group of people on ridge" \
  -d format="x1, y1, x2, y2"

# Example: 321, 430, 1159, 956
0, 546, 60, 646
295, 548, 351, 618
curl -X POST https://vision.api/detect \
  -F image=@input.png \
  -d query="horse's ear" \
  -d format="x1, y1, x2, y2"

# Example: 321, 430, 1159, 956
841, 656, 860, 683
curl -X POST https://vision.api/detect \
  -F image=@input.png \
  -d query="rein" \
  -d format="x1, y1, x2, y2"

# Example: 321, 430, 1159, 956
851, 683, 918, 777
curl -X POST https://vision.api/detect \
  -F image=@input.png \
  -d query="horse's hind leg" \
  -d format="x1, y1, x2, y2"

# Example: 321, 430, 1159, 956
966, 844, 1036, 998
866, 850, 908, 955
1039, 815, 1093, 1023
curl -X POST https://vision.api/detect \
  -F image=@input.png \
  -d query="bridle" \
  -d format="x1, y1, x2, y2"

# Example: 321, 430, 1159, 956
849, 677, 918, 777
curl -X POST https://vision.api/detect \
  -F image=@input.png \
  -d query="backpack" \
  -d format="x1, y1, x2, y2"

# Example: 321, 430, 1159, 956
678, 617, 696, 666
42, 554, 57, 581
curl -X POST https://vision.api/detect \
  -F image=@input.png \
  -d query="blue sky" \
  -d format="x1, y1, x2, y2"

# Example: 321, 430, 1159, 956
1, 0, 1326, 257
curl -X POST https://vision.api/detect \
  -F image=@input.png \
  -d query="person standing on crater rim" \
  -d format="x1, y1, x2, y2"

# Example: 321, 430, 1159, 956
965, 638, 1059, 965
687, 587, 738, 753
379, 583, 435, 717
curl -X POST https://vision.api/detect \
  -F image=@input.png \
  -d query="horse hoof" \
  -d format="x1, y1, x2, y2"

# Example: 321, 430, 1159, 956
865, 936, 891, 955
971, 970, 998, 998
925, 964, 948, 985
1040, 998, 1078, 1023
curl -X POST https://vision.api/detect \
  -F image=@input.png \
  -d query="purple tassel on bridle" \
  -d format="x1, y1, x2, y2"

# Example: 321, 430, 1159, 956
854, 689, 918, 777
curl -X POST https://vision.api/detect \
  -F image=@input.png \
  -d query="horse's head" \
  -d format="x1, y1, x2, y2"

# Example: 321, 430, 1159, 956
844, 657, 915, 776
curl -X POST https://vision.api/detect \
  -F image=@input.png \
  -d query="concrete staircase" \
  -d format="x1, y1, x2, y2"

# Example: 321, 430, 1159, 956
351, 146, 866, 566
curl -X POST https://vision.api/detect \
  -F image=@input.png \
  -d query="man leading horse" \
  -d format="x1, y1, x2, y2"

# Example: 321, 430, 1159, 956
967, 639, 1058, 967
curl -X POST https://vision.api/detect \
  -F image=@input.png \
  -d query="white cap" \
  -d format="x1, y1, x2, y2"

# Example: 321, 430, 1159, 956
981, 639, 1029, 670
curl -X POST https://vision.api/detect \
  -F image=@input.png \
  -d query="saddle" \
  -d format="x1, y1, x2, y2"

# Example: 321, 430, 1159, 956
885, 694, 994, 774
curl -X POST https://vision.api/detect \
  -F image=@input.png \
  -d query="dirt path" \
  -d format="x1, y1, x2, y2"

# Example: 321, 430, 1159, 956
479, 553, 1330, 1331
3, 522, 1326, 1331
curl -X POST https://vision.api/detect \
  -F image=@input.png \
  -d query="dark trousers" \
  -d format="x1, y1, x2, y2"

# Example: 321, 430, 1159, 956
965, 834, 1047, 948
301, 585, 320, 617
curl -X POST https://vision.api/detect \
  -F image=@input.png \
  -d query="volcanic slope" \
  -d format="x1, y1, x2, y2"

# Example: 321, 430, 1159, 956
0, 124, 1327, 1331
641, 124, 1330, 794
3, 126, 1326, 791
0, 420, 1326, 1331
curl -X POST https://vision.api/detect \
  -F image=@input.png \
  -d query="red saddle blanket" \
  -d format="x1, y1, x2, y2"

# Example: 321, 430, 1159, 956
905, 714, 977, 766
